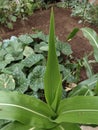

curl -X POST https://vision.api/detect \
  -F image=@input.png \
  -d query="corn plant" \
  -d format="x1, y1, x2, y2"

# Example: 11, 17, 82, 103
68, 27, 98, 97
0, 8, 98, 130
81, 27, 98, 62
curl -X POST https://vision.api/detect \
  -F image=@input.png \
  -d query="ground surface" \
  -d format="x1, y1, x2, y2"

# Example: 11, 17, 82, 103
81, 126, 98, 130
0, 6, 98, 130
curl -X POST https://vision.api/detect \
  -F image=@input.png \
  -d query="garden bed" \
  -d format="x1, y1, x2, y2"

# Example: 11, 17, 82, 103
1, 7, 98, 80
1, 6, 98, 130
1, 7, 98, 58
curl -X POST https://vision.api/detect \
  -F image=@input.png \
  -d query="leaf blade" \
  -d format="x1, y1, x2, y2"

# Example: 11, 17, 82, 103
0, 91, 56, 129
66, 28, 79, 41
44, 8, 62, 111
81, 27, 98, 62
55, 96, 98, 125
1, 122, 31, 130
51, 123, 81, 130
83, 56, 93, 78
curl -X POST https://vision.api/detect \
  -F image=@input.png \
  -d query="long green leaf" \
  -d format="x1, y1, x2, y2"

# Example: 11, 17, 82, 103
1, 122, 31, 130
44, 8, 62, 111
68, 86, 94, 97
56, 96, 98, 125
81, 27, 98, 62
68, 74, 98, 97
83, 56, 93, 78
0, 91, 57, 129
1, 121, 46, 130
66, 28, 79, 41
52, 123, 81, 130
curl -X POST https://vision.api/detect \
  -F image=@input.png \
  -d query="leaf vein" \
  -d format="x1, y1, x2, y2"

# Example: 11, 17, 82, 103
0, 103, 50, 120
83, 29, 98, 48
62, 109, 98, 114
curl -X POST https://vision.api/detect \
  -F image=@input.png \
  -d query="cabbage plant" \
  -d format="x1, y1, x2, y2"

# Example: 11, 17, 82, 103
0, 8, 98, 130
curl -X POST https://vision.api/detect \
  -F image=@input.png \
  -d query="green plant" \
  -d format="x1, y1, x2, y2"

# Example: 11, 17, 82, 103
70, 0, 98, 25
0, 0, 15, 29
71, 0, 91, 22
0, 31, 74, 99
57, 0, 95, 24
0, 0, 44, 29
0, 8, 98, 130
0, 23, 83, 102
81, 27, 98, 62
56, 0, 79, 9
88, 5, 98, 25
67, 27, 98, 97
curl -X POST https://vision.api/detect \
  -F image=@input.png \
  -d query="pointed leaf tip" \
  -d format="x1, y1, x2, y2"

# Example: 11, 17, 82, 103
44, 8, 62, 112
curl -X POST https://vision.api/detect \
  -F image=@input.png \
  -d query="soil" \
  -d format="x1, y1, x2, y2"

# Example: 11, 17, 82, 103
0, 6, 98, 130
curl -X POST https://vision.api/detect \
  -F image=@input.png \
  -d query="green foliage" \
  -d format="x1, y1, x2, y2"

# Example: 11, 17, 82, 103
56, 96, 98, 124
0, 0, 44, 29
0, 28, 75, 100
57, 0, 79, 8
66, 28, 79, 41
28, 66, 45, 92
0, 8, 98, 130
58, 0, 98, 25
0, 91, 57, 129
1, 122, 31, 130
83, 55, 93, 78
68, 27, 98, 97
88, 5, 98, 25
44, 8, 62, 111
81, 27, 98, 62
68, 73, 98, 97
70, 0, 98, 25
0, 74, 15, 91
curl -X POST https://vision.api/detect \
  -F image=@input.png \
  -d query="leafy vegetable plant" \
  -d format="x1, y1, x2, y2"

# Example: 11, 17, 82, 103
59, 0, 98, 25
70, 0, 98, 25
0, 22, 77, 99
0, 0, 44, 29
0, 8, 98, 130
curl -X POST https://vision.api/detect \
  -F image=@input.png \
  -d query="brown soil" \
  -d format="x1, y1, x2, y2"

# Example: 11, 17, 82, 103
0, 7, 98, 80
